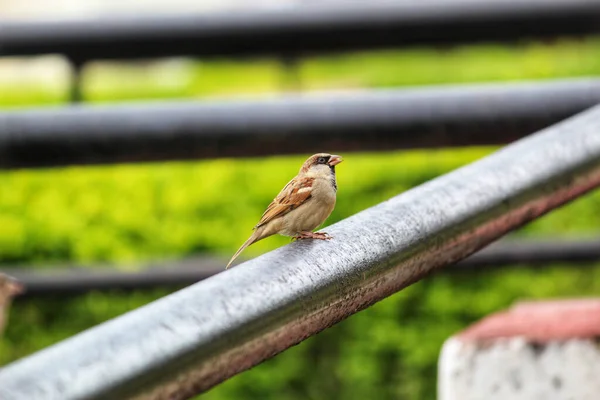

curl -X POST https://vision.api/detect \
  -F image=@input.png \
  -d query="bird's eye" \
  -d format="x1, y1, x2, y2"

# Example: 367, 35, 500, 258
318, 157, 327, 164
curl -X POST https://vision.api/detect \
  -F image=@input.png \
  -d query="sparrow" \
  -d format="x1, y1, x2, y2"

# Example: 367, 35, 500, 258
226, 153, 343, 269
0, 273, 24, 336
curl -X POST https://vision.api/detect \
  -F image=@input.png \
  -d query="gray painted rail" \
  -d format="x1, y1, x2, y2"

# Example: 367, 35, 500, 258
2, 78, 600, 169
1, 0, 599, 61
1, 103, 600, 399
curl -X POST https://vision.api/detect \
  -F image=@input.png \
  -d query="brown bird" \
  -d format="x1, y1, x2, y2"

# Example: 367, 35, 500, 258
226, 153, 343, 269
0, 274, 24, 336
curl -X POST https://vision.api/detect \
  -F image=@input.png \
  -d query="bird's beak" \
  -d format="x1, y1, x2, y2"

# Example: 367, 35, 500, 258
328, 155, 343, 166
8, 280, 24, 296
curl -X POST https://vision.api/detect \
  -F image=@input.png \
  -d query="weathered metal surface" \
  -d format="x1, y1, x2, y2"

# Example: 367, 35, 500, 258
1, 104, 600, 399
2, 78, 600, 168
1, 0, 599, 61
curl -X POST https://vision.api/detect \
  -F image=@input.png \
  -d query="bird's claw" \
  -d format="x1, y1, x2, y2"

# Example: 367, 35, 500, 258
293, 231, 333, 241
312, 231, 333, 240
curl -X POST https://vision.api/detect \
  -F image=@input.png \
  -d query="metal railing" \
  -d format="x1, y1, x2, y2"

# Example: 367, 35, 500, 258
1, 0, 599, 102
1, 1, 598, 61
2, 78, 600, 169
1, 103, 599, 400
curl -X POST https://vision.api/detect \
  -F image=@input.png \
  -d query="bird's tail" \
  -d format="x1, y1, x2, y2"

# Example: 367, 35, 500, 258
226, 230, 261, 269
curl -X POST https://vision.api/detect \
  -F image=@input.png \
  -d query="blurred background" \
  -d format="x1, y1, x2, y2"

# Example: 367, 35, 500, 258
1, 1, 600, 400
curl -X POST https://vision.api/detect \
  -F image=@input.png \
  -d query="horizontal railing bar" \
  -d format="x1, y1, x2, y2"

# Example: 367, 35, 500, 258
2, 78, 600, 169
2, 259, 223, 295
1, 103, 600, 400
455, 237, 600, 269
4, 237, 600, 295
1, 0, 599, 61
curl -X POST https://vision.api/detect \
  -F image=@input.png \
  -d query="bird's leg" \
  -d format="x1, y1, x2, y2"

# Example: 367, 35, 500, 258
293, 231, 332, 240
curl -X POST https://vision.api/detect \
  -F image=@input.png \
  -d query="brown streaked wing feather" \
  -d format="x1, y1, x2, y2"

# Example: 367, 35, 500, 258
254, 177, 314, 229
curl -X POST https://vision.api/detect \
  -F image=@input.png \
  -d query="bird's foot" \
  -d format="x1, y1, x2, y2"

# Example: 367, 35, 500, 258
293, 231, 332, 240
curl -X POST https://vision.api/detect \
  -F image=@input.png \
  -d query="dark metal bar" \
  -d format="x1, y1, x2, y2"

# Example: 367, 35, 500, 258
4, 238, 600, 296
1, 102, 600, 400
2, 78, 600, 169
455, 237, 600, 269
2, 258, 223, 295
1, 1, 599, 61
68, 60, 84, 104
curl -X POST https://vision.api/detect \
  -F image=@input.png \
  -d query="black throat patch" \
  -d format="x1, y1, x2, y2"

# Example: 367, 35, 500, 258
330, 166, 337, 192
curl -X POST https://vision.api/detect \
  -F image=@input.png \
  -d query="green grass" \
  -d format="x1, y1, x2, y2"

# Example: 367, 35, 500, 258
1, 36, 600, 400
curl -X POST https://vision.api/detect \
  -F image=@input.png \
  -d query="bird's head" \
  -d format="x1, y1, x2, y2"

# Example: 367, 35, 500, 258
299, 153, 343, 176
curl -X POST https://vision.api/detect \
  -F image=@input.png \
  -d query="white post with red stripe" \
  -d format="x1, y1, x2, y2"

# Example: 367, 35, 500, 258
438, 299, 600, 400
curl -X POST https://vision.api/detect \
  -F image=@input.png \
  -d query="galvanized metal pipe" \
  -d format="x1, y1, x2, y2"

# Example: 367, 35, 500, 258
2, 78, 600, 169
1, 104, 600, 399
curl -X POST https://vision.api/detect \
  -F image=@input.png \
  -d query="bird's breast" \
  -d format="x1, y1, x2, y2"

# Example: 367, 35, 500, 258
279, 177, 337, 235
310, 177, 337, 205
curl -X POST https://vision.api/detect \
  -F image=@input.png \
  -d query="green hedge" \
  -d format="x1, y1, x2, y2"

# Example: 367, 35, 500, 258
3, 37, 600, 106
0, 149, 491, 265
2, 37, 600, 400
3, 149, 600, 400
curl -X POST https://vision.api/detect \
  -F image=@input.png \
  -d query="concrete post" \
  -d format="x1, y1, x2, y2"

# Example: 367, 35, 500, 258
438, 299, 600, 400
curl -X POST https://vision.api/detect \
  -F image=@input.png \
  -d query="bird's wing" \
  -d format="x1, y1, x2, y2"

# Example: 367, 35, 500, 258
255, 176, 314, 229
